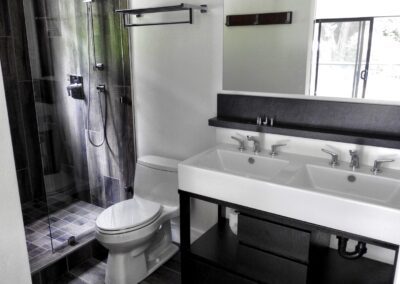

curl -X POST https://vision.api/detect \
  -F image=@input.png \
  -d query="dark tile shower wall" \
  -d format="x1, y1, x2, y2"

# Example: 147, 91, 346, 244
25, 0, 135, 208
0, 0, 45, 204
1, 0, 135, 209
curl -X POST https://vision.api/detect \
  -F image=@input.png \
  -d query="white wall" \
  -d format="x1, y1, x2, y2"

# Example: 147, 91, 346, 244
0, 65, 32, 282
131, 0, 223, 233
316, 0, 400, 18
223, 0, 315, 94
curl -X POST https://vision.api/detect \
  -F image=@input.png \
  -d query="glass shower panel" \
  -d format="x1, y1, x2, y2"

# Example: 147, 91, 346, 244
23, 0, 93, 251
22, 0, 134, 252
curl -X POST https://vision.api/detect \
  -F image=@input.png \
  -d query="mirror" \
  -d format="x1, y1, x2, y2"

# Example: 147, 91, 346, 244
223, 0, 400, 102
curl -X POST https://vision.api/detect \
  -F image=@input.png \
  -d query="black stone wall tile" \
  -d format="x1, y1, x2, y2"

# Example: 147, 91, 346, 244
32, 0, 46, 18
104, 176, 120, 207
34, 19, 54, 77
35, 79, 56, 104
90, 186, 105, 208
0, 0, 11, 37
112, 86, 135, 189
44, 0, 61, 38
8, 0, 32, 81
18, 81, 45, 199
91, 240, 108, 262
40, 257, 68, 284
67, 242, 92, 269
0, 37, 17, 79
31, 272, 42, 284
3, 80, 28, 170
17, 169, 32, 204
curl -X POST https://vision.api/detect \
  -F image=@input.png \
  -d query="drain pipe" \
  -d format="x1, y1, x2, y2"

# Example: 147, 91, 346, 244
337, 236, 368, 260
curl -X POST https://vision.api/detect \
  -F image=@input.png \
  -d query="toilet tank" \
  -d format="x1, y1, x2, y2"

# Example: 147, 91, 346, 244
134, 155, 180, 208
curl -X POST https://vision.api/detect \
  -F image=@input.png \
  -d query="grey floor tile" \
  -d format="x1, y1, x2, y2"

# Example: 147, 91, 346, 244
163, 253, 181, 273
141, 266, 181, 284
55, 273, 86, 284
29, 247, 46, 259
31, 235, 52, 249
27, 242, 39, 252
26, 231, 47, 243
25, 200, 104, 270
69, 259, 106, 284
58, 252, 181, 284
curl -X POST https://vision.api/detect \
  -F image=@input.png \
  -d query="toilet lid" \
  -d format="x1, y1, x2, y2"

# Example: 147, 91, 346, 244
96, 196, 162, 232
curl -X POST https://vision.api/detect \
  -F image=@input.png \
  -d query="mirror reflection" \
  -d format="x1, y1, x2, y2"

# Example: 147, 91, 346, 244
223, 0, 400, 102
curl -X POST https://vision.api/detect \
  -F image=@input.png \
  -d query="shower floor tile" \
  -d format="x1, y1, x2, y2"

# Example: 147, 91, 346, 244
22, 199, 104, 272
55, 253, 182, 284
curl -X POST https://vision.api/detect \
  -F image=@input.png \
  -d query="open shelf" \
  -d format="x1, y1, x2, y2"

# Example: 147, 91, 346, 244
115, 4, 207, 15
190, 221, 395, 284
209, 117, 400, 149
115, 3, 207, 27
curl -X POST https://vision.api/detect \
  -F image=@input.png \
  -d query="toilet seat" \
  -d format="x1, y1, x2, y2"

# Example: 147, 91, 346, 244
96, 196, 162, 235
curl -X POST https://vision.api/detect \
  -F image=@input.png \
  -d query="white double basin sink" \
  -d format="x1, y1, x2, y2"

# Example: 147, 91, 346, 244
178, 144, 400, 245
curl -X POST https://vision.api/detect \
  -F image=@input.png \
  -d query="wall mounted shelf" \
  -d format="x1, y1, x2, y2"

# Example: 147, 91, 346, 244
115, 3, 207, 27
209, 94, 400, 149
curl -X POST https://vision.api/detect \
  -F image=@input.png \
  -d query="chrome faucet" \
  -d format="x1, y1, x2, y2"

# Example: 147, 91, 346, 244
231, 136, 246, 152
349, 150, 360, 170
321, 148, 339, 167
270, 144, 286, 156
247, 136, 261, 154
371, 159, 394, 175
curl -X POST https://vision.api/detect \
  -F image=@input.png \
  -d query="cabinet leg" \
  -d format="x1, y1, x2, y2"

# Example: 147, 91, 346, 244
179, 191, 191, 283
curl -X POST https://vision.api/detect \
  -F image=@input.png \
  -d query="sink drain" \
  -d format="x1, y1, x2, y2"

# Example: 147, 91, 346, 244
347, 175, 356, 182
248, 157, 255, 164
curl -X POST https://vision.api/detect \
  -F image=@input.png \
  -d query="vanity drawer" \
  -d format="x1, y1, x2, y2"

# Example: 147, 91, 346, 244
237, 243, 308, 284
238, 214, 311, 263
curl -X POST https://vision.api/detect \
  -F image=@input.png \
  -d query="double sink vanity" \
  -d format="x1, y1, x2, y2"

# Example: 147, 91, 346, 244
176, 0, 400, 281
178, 142, 400, 283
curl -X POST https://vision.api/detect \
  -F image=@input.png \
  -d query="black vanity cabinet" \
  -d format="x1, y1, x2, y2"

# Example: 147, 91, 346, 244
179, 190, 398, 284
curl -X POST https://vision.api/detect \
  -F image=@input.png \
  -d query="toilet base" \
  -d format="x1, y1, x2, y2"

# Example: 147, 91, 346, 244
104, 222, 179, 284
147, 242, 179, 276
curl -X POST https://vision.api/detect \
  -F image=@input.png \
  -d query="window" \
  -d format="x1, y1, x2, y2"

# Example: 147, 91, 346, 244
311, 16, 400, 101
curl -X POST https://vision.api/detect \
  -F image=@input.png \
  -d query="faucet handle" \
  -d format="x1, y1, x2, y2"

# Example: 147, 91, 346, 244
321, 148, 340, 167
270, 144, 286, 156
371, 159, 394, 175
247, 135, 258, 142
231, 136, 246, 152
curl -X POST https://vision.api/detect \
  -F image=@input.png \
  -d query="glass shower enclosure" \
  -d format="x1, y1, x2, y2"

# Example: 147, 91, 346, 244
1, 0, 135, 269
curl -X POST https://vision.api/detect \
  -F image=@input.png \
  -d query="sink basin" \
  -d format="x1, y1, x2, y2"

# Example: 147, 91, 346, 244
179, 144, 400, 245
289, 165, 400, 203
191, 148, 289, 180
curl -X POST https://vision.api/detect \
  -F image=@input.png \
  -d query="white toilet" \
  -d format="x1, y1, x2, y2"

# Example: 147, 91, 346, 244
95, 156, 180, 284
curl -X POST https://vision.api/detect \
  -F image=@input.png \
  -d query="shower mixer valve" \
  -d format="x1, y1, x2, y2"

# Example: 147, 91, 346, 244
97, 84, 106, 92
94, 63, 105, 71
67, 75, 84, 100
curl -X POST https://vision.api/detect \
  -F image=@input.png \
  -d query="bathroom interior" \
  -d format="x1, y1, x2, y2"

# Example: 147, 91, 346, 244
1, 0, 400, 283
